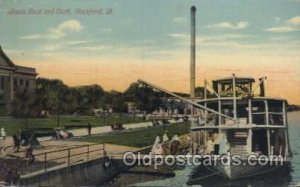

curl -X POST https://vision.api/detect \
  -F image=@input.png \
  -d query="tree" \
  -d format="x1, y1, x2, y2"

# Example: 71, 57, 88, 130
11, 88, 38, 128
11, 88, 37, 117
65, 85, 105, 114
100, 90, 127, 113
124, 83, 162, 113
36, 78, 68, 115
85, 85, 105, 108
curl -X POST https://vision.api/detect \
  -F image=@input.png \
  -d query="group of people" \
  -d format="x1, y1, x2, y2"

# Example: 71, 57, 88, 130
151, 131, 183, 155
205, 134, 230, 155
12, 134, 35, 165
55, 123, 92, 139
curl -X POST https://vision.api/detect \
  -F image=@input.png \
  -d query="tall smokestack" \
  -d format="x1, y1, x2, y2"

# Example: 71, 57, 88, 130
190, 6, 196, 98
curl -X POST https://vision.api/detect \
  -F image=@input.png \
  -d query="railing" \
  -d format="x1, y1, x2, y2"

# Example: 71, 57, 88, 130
19, 143, 105, 176
195, 97, 286, 127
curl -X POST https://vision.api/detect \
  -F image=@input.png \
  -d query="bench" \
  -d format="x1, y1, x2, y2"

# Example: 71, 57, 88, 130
111, 123, 124, 130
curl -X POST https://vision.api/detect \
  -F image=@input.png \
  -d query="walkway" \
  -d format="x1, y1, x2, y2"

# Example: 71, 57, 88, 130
68, 121, 175, 136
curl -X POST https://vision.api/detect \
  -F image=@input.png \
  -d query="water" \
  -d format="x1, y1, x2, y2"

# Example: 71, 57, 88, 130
288, 111, 300, 185
119, 111, 300, 186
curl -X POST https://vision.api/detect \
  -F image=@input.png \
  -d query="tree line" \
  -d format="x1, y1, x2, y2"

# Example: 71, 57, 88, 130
11, 78, 208, 118
11, 78, 165, 118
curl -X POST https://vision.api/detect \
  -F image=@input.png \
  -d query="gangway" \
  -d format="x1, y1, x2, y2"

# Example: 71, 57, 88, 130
137, 79, 234, 121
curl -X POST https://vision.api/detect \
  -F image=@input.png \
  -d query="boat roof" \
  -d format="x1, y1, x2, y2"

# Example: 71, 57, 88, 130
212, 77, 255, 83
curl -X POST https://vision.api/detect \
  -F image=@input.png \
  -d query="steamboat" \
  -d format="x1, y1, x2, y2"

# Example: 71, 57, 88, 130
188, 75, 292, 180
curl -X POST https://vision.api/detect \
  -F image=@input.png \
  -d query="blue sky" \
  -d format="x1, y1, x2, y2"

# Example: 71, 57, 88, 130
0, 0, 300, 103
1, 0, 299, 56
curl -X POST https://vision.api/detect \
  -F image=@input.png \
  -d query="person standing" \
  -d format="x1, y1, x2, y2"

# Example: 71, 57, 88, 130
87, 123, 92, 135
25, 146, 35, 165
1, 128, 6, 140
12, 134, 20, 152
219, 135, 230, 155
206, 137, 214, 154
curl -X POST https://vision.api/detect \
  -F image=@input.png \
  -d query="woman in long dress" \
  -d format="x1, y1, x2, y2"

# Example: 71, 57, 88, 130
151, 136, 163, 155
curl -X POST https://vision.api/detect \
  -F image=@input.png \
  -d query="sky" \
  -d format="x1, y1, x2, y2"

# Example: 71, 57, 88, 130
0, 0, 300, 104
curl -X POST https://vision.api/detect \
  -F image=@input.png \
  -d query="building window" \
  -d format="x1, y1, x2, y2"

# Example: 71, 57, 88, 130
14, 78, 17, 87
25, 80, 29, 88
19, 79, 24, 86
0, 77, 4, 90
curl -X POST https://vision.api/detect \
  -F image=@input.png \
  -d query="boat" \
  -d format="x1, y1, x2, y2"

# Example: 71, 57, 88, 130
188, 74, 292, 180
138, 74, 293, 181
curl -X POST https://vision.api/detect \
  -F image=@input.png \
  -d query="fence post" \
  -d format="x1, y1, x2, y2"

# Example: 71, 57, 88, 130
44, 153, 47, 172
103, 143, 107, 157
68, 149, 71, 165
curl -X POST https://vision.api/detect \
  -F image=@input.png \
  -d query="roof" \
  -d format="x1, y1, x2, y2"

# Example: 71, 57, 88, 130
0, 45, 16, 68
0, 45, 37, 76
212, 77, 255, 83
15, 65, 37, 76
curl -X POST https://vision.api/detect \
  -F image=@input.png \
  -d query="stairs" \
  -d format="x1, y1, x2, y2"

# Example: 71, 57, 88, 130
227, 131, 248, 155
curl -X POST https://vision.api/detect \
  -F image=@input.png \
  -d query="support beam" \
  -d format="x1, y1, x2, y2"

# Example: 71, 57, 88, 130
192, 132, 195, 154
267, 129, 271, 156
248, 99, 252, 125
247, 129, 252, 153
138, 79, 235, 120
283, 101, 287, 127
265, 100, 269, 125
204, 80, 207, 126
283, 101, 289, 159
218, 100, 221, 125
233, 74, 237, 120
265, 100, 271, 156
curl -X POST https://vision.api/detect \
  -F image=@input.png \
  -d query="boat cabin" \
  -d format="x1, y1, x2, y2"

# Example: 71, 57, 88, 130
212, 77, 255, 97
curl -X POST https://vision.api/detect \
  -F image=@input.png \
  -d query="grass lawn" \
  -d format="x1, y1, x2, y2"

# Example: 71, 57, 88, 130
77, 122, 191, 148
0, 115, 146, 136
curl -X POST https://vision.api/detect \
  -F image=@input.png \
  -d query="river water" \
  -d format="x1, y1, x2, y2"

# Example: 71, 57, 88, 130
117, 111, 300, 187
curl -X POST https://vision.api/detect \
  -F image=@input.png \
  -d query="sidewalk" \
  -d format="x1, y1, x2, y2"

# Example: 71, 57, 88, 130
68, 120, 177, 137
68, 121, 154, 136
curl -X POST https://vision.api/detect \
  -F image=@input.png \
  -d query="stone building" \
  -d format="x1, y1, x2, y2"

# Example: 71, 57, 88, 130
0, 46, 37, 114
